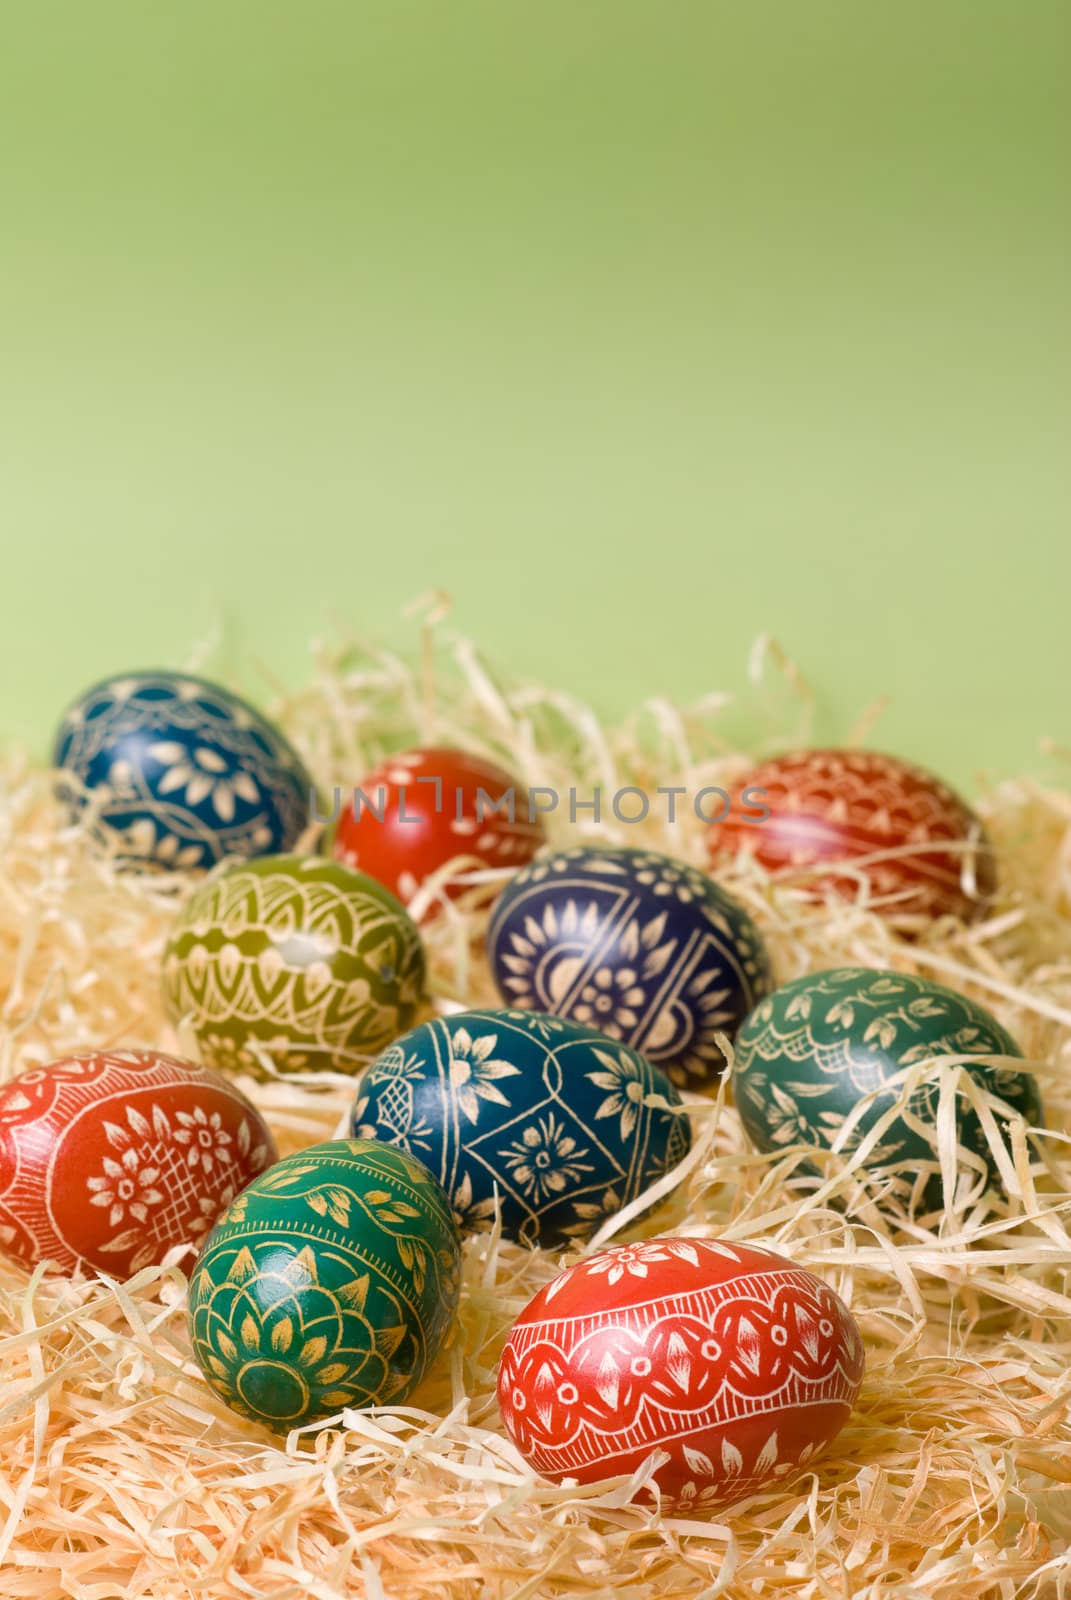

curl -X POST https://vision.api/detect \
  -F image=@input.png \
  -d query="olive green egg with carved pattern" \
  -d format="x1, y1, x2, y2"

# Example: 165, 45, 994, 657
162, 854, 426, 1078
187, 1139, 461, 1429
733, 967, 1043, 1214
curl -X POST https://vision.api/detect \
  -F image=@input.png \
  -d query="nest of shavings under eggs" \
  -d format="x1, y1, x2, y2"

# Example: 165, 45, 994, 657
2, 604, 1071, 1600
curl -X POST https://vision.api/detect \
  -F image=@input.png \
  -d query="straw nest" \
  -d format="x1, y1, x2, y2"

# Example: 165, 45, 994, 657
2, 605, 1070, 1600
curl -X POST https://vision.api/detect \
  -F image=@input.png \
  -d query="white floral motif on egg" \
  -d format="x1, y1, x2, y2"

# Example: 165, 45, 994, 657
52, 672, 311, 868
352, 1010, 690, 1248
499, 1239, 864, 1507
488, 848, 771, 1087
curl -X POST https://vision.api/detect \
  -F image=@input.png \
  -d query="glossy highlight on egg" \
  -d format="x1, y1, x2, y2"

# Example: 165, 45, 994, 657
498, 1235, 865, 1509
487, 846, 771, 1088
53, 671, 312, 870
162, 854, 426, 1077
351, 1007, 691, 1246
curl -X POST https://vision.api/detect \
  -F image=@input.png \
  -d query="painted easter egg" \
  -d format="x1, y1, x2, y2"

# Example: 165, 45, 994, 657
53, 671, 312, 871
162, 855, 426, 1078
331, 745, 545, 913
0, 1049, 276, 1277
351, 1008, 691, 1247
733, 968, 1042, 1211
188, 1138, 461, 1429
486, 846, 771, 1089
498, 1235, 865, 1510
707, 749, 996, 925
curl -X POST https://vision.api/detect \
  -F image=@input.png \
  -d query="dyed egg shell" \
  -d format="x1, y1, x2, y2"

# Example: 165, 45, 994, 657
0, 1050, 276, 1276
188, 1138, 461, 1429
332, 746, 545, 914
707, 749, 996, 925
498, 1235, 864, 1510
162, 855, 426, 1078
53, 671, 312, 871
487, 847, 771, 1089
351, 1008, 691, 1247
734, 968, 1042, 1212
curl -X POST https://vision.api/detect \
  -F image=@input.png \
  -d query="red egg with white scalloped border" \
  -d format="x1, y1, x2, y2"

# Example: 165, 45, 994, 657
497, 1236, 864, 1511
0, 1050, 276, 1277
332, 746, 545, 913
707, 748, 996, 925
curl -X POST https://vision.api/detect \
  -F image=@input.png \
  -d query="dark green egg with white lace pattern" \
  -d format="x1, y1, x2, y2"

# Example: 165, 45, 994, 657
187, 1139, 460, 1429
733, 968, 1042, 1214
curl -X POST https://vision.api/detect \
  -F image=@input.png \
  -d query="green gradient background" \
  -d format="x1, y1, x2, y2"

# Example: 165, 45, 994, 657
2, 3, 1068, 787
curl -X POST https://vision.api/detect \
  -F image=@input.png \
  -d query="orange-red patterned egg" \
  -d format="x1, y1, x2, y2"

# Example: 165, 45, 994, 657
707, 749, 996, 926
332, 746, 544, 915
498, 1236, 864, 1511
0, 1050, 276, 1276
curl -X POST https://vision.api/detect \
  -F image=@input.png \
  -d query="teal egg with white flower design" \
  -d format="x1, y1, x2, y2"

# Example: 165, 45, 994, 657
734, 967, 1043, 1214
52, 671, 311, 871
350, 1009, 692, 1248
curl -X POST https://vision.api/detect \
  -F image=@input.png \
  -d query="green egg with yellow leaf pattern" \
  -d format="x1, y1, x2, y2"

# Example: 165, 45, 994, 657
187, 1139, 461, 1430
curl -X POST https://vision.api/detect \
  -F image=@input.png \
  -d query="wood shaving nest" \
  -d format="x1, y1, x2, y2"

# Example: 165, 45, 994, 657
2, 613, 1071, 1600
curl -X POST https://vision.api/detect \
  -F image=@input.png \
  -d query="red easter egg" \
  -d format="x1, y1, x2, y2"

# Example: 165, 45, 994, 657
0, 1050, 277, 1276
498, 1236, 864, 1511
332, 746, 544, 911
708, 749, 996, 924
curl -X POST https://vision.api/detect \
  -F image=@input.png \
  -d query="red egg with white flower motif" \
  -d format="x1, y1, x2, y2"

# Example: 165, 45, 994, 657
707, 749, 996, 925
498, 1236, 864, 1511
0, 1050, 276, 1277
332, 746, 544, 913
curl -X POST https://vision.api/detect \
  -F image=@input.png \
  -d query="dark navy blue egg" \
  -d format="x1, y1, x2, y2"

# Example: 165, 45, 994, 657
52, 671, 312, 871
350, 1008, 691, 1248
486, 846, 772, 1089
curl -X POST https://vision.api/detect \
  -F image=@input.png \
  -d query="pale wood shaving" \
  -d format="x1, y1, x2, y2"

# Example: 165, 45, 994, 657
1, 618, 1069, 1598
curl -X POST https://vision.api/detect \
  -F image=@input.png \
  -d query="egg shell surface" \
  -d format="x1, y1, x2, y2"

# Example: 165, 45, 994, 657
187, 1138, 461, 1429
486, 846, 771, 1089
351, 1008, 691, 1247
332, 745, 545, 911
498, 1235, 865, 1510
162, 854, 426, 1077
0, 1049, 276, 1276
707, 749, 996, 925
733, 967, 1042, 1211
52, 671, 312, 871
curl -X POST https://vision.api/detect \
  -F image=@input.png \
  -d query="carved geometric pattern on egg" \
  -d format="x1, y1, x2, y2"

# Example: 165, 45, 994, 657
733, 967, 1042, 1211
0, 1050, 277, 1276
498, 1236, 865, 1511
487, 847, 771, 1088
52, 671, 312, 870
707, 749, 996, 925
187, 1139, 461, 1429
332, 746, 545, 911
352, 1008, 691, 1246
162, 855, 427, 1077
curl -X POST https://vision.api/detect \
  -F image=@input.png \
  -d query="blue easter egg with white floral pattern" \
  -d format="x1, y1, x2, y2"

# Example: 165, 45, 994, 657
350, 1008, 691, 1248
486, 846, 772, 1089
52, 671, 312, 871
